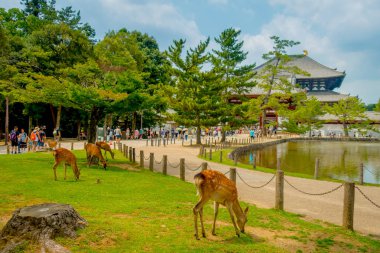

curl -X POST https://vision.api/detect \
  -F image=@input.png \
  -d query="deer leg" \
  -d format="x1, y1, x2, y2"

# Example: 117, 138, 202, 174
226, 203, 240, 237
64, 164, 67, 180
199, 207, 206, 238
212, 202, 219, 235
193, 198, 209, 240
52, 162, 59, 181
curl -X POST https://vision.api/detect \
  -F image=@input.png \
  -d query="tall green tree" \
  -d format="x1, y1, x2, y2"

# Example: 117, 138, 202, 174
212, 28, 256, 141
375, 99, 380, 112
165, 38, 220, 144
325, 96, 367, 137
252, 36, 308, 136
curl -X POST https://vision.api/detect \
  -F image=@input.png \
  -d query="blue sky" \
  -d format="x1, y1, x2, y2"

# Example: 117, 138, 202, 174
2, 0, 379, 104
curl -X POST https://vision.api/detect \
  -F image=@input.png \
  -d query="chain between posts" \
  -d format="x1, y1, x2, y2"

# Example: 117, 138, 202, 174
355, 186, 380, 208
154, 158, 163, 164
185, 164, 202, 172
168, 161, 180, 168
364, 165, 376, 175
236, 171, 276, 189
284, 178, 344, 196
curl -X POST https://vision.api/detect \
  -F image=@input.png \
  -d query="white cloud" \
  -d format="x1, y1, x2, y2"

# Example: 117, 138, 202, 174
100, 0, 205, 46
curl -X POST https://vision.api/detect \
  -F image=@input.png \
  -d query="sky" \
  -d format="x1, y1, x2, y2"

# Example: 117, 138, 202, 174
1, 0, 380, 104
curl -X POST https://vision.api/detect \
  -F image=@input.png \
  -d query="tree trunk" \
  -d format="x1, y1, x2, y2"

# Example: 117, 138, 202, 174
28, 116, 33, 135
221, 130, 226, 142
343, 122, 349, 137
77, 120, 81, 141
132, 112, 137, 132
103, 114, 108, 141
49, 104, 56, 128
0, 203, 86, 253
88, 106, 102, 143
261, 111, 267, 136
5, 96, 9, 145
55, 105, 62, 129
196, 125, 201, 145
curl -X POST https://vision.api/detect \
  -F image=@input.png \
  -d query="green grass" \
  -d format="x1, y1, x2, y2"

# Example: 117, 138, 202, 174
0, 151, 379, 252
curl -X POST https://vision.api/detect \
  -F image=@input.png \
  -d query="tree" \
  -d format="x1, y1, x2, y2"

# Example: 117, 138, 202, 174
375, 99, 380, 112
281, 95, 324, 136
212, 28, 256, 141
165, 38, 220, 144
252, 36, 308, 136
325, 96, 367, 137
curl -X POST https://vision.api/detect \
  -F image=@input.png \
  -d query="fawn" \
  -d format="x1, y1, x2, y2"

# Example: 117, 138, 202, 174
85, 143, 107, 169
52, 148, 80, 181
193, 170, 249, 240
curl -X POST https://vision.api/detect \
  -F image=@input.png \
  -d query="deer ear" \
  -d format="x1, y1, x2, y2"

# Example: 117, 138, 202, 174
244, 207, 249, 215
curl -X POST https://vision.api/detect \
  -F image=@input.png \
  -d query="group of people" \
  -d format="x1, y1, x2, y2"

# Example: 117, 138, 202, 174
8, 126, 47, 154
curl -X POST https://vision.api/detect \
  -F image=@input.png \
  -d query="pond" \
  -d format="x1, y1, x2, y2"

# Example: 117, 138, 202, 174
238, 141, 380, 184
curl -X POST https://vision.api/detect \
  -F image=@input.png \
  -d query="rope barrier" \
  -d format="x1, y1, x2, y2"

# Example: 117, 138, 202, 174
144, 156, 150, 160
364, 166, 376, 176
185, 164, 202, 172
154, 158, 163, 164
224, 170, 230, 175
168, 161, 180, 168
236, 171, 276, 189
284, 178, 343, 196
355, 186, 380, 208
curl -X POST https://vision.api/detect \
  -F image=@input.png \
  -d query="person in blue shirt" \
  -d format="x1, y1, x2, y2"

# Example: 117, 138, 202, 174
249, 128, 255, 140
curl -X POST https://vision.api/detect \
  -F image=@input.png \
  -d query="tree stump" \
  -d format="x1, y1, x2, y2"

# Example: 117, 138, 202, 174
0, 203, 87, 253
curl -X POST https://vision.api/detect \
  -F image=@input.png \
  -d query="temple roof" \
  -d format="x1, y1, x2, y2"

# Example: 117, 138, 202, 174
255, 55, 346, 79
307, 91, 350, 102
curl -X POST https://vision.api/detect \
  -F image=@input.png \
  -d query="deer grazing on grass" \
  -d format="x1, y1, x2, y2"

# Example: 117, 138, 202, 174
193, 170, 249, 240
95, 141, 115, 160
85, 143, 107, 169
52, 148, 80, 181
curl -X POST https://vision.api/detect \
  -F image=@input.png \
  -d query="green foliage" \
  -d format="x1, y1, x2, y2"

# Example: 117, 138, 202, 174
325, 97, 367, 137
375, 99, 380, 112
212, 28, 256, 132
165, 38, 221, 143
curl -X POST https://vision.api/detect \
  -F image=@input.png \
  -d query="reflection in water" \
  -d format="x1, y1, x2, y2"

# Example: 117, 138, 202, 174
238, 141, 380, 184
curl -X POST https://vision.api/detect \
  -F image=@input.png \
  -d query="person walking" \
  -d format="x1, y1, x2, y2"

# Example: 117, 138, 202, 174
126, 128, 130, 140
38, 126, 46, 149
115, 126, 122, 143
9, 126, 20, 154
249, 128, 255, 140
19, 128, 28, 152
30, 127, 41, 152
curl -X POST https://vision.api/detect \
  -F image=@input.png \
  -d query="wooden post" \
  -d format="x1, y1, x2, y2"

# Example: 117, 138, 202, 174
342, 182, 355, 230
132, 148, 136, 163
158, 139, 161, 147
180, 158, 185, 181
275, 170, 284, 210
71, 142, 74, 150
140, 150, 144, 167
151, 139, 154, 146
314, 158, 319, 179
199, 146, 203, 156
229, 168, 236, 183
113, 142, 116, 150
163, 155, 168, 175
234, 153, 238, 166
163, 138, 166, 147
359, 163, 364, 185
253, 152, 256, 169
58, 143, 61, 148
190, 139, 192, 146
204, 149, 207, 159
219, 151, 223, 163
146, 139, 148, 146
202, 162, 207, 171
125, 146, 128, 158
149, 153, 154, 171
6, 145, 10, 154
129, 147, 132, 162
277, 158, 281, 171
209, 148, 212, 160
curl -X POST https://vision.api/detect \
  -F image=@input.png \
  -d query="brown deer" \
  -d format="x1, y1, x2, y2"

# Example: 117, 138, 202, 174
95, 141, 115, 160
193, 170, 249, 240
85, 143, 107, 169
52, 148, 80, 181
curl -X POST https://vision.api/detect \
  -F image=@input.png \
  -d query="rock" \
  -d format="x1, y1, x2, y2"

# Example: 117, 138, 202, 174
0, 203, 87, 253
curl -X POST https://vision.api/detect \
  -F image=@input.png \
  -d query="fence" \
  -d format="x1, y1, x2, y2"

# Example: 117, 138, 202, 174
123, 147, 379, 232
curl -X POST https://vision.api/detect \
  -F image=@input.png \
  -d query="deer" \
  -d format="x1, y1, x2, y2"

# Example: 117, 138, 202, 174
47, 139, 58, 150
85, 143, 107, 169
52, 148, 80, 181
95, 141, 115, 160
193, 170, 249, 240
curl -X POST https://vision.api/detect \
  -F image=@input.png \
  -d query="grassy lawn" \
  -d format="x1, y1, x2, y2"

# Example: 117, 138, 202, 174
0, 151, 379, 252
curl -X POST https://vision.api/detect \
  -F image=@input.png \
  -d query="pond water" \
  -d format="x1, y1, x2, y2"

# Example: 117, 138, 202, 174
238, 141, 380, 184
